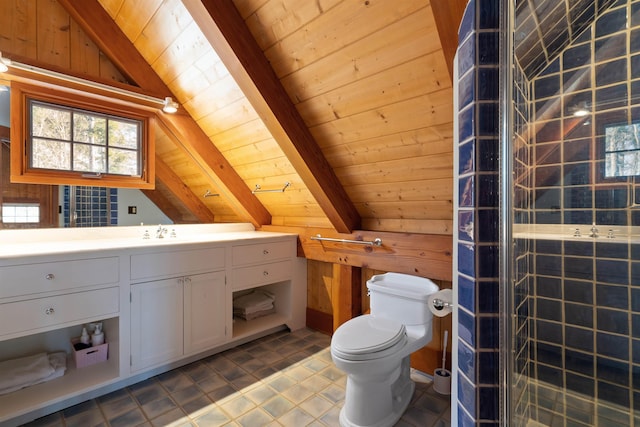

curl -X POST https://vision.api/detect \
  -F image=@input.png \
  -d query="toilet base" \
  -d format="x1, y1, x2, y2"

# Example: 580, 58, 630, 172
338, 356, 415, 427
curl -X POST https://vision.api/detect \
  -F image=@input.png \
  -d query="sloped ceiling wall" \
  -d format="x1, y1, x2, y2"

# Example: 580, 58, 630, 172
0, 0, 458, 239
97, 0, 455, 235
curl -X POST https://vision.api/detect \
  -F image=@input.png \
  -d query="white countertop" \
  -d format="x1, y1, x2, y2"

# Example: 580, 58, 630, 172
0, 223, 295, 259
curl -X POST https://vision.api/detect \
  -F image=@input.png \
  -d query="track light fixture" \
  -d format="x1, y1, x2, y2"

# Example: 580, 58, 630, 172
162, 96, 179, 113
0, 51, 179, 113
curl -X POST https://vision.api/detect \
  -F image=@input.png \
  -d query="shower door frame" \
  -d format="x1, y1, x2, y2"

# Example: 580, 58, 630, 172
499, 0, 515, 425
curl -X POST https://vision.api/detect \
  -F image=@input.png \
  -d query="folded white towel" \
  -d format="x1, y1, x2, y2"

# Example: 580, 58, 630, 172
233, 290, 275, 313
0, 352, 67, 395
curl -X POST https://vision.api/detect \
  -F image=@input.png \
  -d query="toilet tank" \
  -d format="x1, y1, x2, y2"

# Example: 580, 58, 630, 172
367, 272, 439, 325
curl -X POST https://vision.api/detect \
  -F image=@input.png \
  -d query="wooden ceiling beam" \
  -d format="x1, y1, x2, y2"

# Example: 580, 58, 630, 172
182, 0, 361, 234
141, 188, 187, 224
154, 157, 216, 223
56, 0, 271, 227
431, 0, 468, 82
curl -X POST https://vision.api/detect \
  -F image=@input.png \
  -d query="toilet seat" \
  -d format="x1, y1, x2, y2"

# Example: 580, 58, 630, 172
332, 315, 407, 361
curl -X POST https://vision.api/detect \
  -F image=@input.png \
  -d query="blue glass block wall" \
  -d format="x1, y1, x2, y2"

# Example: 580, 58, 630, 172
456, 0, 501, 425
63, 186, 117, 227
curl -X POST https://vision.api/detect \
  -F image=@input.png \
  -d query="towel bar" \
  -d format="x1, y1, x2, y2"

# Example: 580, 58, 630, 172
311, 234, 382, 247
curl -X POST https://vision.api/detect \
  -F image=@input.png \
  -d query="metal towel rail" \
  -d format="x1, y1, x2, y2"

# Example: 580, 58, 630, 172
252, 182, 290, 194
311, 234, 382, 247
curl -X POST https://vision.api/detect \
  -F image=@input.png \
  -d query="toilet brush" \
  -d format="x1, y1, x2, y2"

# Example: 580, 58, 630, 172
433, 330, 451, 395
441, 330, 448, 371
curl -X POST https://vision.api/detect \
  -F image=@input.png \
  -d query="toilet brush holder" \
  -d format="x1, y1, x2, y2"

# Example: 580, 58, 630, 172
433, 329, 450, 394
433, 368, 451, 395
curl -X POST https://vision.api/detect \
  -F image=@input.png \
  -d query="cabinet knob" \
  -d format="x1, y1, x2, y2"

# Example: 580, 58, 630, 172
263, 249, 269, 255
263, 271, 269, 276
45, 273, 55, 280
45, 307, 55, 315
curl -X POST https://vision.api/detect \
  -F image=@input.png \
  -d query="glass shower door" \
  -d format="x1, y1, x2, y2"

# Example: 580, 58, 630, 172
506, 0, 639, 425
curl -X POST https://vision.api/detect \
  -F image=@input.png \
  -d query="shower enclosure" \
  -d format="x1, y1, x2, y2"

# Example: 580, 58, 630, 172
505, 0, 640, 425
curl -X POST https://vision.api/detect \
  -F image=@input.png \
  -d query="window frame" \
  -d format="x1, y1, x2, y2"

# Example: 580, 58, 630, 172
10, 81, 155, 189
603, 122, 640, 178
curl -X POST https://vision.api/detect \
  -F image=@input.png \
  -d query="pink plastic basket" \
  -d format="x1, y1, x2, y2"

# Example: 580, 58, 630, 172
71, 338, 108, 368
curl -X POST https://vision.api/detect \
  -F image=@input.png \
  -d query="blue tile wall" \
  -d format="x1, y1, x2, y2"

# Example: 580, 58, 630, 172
524, 0, 640, 421
514, 0, 618, 78
456, 0, 501, 424
459, 0, 639, 425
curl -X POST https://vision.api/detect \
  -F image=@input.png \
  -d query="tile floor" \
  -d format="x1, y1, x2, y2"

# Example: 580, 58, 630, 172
21, 328, 451, 427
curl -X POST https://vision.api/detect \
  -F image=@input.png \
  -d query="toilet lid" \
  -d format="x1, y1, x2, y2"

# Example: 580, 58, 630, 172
331, 315, 406, 361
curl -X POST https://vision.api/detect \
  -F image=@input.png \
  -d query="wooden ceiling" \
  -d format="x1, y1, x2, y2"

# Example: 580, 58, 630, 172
0, 0, 465, 238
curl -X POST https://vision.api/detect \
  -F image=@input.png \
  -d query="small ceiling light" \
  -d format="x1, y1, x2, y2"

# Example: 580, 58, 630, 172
162, 96, 179, 113
571, 101, 590, 117
0, 53, 8, 73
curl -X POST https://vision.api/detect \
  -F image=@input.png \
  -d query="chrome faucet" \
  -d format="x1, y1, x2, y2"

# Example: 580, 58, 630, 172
156, 225, 168, 239
589, 223, 599, 238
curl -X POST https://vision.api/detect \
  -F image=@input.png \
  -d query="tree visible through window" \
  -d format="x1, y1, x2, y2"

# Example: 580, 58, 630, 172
30, 100, 141, 176
605, 123, 640, 177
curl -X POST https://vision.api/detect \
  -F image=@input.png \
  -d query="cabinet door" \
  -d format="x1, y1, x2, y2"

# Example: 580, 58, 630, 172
130, 278, 183, 372
184, 271, 227, 354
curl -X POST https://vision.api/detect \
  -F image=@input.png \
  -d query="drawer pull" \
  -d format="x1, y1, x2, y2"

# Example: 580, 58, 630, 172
45, 307, 55, 315
263, 249, 269, 255
263, 271, 269, 276
45, 273, 55, 280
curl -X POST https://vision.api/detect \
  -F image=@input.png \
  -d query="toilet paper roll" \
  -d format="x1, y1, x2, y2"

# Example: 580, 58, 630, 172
428, 289, 453, 317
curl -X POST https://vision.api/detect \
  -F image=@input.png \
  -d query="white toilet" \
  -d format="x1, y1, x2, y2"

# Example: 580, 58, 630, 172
330, 272, 440, 427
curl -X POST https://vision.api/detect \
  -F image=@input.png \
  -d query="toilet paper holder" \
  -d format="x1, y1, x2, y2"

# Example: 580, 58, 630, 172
432, 298, 452, 311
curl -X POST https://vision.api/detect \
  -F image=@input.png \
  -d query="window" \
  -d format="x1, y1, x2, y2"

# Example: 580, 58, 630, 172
11, 82, 155, 188
605, 122, 640, 177
2, 203, 40, 223
29, 100, 142, 177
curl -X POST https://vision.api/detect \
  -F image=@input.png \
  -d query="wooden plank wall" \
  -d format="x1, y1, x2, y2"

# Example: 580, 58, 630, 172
237, 0, 454, 235
99, 0, 329, 228
0, 0, 127, 83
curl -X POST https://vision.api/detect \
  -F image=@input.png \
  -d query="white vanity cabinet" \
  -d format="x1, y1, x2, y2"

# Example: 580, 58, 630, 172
129, 246, 228, 372
0, 254, 122, 426
0, 225, 306, 426
184, 271, 226, 354
230, 239, 297, 339
0, 255, 120, 341
130, 277, 184, 372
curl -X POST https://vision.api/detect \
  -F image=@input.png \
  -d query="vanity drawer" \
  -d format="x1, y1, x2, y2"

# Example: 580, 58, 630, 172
0, 287, 119, 337
131, 247, 225, 282
0, 257, 119, 299
232, 260, 292, 291
232, 239, 293, 267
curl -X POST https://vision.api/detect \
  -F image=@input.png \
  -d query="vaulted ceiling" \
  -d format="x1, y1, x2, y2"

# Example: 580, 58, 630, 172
0, 0, 465, 239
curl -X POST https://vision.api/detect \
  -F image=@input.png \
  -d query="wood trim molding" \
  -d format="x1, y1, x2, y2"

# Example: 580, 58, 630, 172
182, 0, 361, 233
